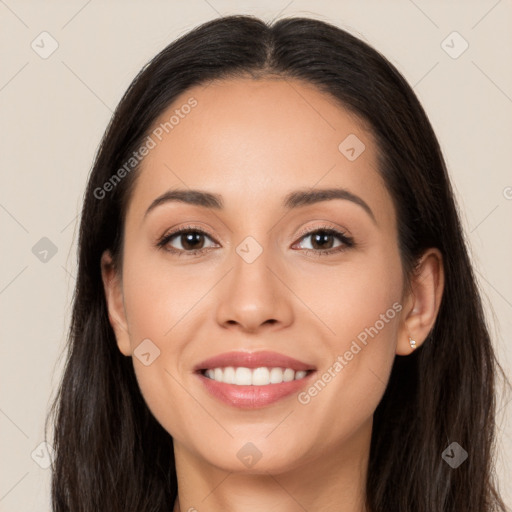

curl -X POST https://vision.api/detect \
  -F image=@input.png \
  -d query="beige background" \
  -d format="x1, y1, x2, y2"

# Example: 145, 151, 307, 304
1, 0, 511, 509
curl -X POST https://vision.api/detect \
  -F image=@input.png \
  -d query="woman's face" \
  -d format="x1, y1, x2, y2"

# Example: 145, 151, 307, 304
103, 77, 410, 473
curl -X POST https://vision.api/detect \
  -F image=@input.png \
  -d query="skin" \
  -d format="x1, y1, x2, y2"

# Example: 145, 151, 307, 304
101, 77, 444, 512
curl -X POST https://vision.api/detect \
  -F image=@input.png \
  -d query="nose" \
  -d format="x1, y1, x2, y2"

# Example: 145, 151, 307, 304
215, 244, 294, 333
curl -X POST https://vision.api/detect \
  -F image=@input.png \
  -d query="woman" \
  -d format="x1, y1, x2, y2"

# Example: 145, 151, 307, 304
46, 14, 509, 512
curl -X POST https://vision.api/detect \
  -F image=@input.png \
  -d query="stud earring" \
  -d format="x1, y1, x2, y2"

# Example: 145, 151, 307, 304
409, 337, 417, 350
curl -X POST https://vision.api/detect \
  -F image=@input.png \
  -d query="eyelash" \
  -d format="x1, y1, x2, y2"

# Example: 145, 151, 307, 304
156, 224, 355, 258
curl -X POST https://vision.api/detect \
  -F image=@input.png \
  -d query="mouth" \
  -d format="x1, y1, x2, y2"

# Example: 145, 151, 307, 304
193, 351, 317, 409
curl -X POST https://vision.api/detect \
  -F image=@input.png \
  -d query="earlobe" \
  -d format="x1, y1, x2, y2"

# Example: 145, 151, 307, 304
100, 250, 132, 356
397, 248, 445, 355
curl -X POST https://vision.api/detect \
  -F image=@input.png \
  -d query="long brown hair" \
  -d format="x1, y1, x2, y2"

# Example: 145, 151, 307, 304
46, 15, 510, 511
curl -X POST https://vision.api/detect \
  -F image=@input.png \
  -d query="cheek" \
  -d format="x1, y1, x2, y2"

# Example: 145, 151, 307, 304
292, 242, 403, 346
119, 249, 215, 440
121, 246, 208, 342
131, 359, 202, 449
294, 245, 402, 420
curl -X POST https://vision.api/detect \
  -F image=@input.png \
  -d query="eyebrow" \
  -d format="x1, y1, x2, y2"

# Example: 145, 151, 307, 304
144, 187, 377, 224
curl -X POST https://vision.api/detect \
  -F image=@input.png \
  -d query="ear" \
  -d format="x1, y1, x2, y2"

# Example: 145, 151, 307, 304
100, 250, 132, 356
397, 248, 445, 355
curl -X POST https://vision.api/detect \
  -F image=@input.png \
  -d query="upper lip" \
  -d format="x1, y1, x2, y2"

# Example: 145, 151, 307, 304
194, 350, 316, 372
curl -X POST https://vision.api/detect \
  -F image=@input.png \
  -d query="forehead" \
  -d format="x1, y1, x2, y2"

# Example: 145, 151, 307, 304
126, 77, 394, 229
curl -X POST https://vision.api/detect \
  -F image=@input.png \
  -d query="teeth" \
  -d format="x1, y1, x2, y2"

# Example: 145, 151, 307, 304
203, 367, 310, 385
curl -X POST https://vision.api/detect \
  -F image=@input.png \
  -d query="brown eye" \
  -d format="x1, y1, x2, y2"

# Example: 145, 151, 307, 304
293, 228, 354, 256
176, 231, 206, 251
157, 227, 218, 255
308, 230, 336, 250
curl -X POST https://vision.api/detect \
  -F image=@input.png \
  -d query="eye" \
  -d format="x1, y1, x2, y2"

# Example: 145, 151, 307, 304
156, 226, 218, 256
293, 227, 354, 256
156, 224, 355, 257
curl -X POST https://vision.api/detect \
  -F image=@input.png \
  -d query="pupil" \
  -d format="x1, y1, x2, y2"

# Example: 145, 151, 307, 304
182, 232, 203, 250
312, 231, 333, 250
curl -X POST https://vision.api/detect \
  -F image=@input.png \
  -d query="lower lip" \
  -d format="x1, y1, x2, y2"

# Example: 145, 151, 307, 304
196, 371, 316, 409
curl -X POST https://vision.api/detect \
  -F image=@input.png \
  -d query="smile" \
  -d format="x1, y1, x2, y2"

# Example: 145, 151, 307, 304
202, 366, 311, 386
